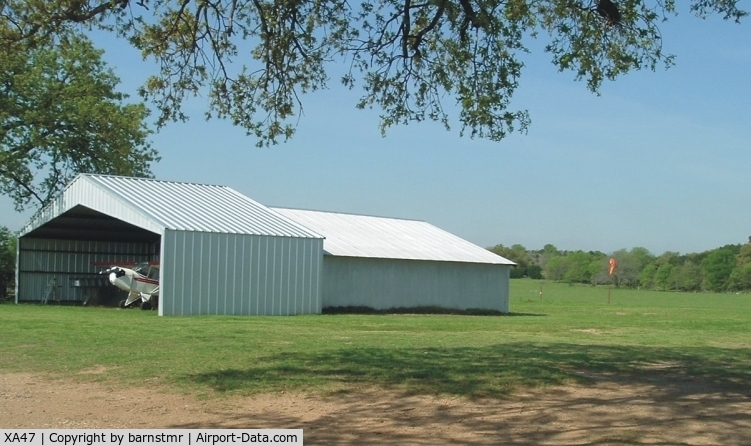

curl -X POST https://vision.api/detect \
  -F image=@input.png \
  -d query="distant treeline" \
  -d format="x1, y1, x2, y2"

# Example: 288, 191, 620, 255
488, 241, 751, 292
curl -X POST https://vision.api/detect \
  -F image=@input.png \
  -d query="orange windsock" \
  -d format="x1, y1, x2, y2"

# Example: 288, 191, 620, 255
609, 258, 617, 275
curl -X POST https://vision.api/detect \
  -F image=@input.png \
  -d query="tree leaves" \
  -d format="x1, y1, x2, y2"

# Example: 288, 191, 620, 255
0, 226, 15, 299
0, 0, 747, 146
0, 34, 158, 211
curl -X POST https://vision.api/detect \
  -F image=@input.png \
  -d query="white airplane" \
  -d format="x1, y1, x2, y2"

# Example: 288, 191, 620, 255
97, 261, 160, 310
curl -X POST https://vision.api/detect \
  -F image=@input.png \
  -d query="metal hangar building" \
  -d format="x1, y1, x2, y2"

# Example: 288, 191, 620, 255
16, 174, 324, 316
272, 208, 513, 313
16, 174, 514, 315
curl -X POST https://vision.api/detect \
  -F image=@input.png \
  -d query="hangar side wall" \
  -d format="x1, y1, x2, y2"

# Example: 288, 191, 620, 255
322, 256, 510, 313
160, 230, 323, 316
16, 238, 156, 303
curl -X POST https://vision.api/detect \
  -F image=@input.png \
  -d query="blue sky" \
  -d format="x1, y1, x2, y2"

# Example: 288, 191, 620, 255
1, 7, 749, 255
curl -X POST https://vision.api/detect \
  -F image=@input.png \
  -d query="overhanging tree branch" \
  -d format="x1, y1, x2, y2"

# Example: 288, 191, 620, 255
1, 0, 746, 147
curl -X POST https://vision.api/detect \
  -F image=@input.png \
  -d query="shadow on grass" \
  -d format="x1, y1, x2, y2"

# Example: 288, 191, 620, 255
321, 306, 546, 317
184, 342, 751, 399
178, 343, 751, 444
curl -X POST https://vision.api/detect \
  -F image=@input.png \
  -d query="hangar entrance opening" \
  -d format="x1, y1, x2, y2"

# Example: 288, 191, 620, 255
18, 205, 160, 305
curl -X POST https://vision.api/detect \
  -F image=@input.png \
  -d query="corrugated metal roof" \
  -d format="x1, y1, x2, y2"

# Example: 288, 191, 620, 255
85, 175, 323, 237
271, 208, 515, 265
22, 174, 323, 238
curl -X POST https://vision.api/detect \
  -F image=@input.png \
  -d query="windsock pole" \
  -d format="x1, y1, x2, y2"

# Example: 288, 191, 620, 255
608, 258, 617, 304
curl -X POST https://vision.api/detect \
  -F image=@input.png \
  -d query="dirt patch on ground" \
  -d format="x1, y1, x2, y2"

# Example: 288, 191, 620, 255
2, 372, 751, 445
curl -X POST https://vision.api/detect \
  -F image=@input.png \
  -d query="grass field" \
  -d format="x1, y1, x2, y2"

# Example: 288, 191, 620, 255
1, 279, 750, 398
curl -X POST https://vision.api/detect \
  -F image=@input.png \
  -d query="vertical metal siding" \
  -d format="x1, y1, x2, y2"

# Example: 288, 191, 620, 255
161, 230, 322, 316
230, 234, 242, 315
302, 240, 312, 314
239, 235, 249, 315
158, 232, 166, 316
210, 233, 219, 313
286, 238, 293, 315
253, 237, 262, 315
261, 237, 269, 315
314, 238, 322, 312
321, 257, 510, 312
272, 237, 280, 315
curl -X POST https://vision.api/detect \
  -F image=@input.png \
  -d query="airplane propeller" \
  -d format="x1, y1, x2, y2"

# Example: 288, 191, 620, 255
100, 267, 126, 277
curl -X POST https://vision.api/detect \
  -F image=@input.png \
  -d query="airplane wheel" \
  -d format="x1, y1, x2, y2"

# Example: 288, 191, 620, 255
140, 301, 153, 311
118, 299, 128, 309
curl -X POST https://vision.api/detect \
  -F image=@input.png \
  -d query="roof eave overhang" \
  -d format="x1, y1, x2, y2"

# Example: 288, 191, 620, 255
19, 174, 165, 238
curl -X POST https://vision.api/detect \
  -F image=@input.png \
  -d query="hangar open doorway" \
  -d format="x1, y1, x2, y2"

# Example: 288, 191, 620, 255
18, 205, 160, 307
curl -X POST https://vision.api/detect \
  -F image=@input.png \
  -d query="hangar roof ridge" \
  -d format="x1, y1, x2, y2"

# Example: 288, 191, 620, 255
81, 173, 229, 188
270, 207, 515, 265
82, 174, 323, 237
21, 174, 324, 239
269, 205, 425, 223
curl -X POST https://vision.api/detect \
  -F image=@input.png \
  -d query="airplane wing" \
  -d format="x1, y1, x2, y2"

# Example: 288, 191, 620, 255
91, 261, 160, 268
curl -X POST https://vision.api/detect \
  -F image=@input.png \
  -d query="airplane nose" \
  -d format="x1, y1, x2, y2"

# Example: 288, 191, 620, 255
109, 272, 117, 284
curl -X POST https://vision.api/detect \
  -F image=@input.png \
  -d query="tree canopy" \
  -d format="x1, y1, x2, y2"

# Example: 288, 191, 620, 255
0, 226, 15, 299
0, 32, 158, 211
0, 1, 746, 147
494, 240, 751, 292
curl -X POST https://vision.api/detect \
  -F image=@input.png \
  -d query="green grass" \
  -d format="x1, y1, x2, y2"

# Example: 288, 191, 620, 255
1, 279, 750, 398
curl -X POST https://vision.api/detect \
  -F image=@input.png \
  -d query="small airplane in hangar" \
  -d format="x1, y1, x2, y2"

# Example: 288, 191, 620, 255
93, 261, 160, 310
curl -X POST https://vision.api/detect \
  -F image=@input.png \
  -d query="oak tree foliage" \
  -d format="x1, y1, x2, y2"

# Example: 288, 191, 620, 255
0, 33, 158, 211
0, 226, 15, 299
1, 0, 746, 146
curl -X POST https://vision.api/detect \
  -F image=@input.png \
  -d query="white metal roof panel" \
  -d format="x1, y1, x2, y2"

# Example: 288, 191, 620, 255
21, 174, 323, 238
85, 175, 323, 237
271, 208, 514, 265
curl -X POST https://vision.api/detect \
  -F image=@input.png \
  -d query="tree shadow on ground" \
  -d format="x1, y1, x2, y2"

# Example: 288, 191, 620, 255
321, 306, 547, 317
185, 343, 751, 398
177, 343, 751, 445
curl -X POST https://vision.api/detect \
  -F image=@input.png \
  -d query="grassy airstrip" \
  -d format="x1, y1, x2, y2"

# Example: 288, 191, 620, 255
1, 279, 750, 398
